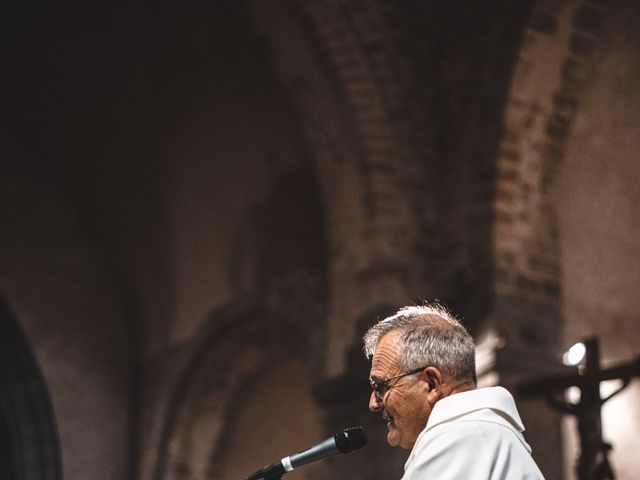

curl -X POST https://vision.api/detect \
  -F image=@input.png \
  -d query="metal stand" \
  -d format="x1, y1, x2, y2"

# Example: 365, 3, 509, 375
245, 472, 282, 480
246, 473, 282, 480
244, 464, 285, 480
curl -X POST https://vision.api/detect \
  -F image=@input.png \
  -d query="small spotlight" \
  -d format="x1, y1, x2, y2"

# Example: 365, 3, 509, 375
563, 342, 586, 366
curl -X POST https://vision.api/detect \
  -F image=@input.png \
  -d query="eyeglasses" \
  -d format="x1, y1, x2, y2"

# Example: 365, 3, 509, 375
369, 366, 426, 401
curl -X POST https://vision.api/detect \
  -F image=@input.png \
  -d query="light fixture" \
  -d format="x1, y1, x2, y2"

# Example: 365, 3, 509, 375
563, 342, 586, 366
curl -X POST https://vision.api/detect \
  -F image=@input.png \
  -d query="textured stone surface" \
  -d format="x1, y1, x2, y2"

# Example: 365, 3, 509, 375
1, 1, 639, 479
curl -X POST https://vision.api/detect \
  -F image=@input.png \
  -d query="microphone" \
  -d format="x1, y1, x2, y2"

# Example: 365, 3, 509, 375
245, 426, 367, 479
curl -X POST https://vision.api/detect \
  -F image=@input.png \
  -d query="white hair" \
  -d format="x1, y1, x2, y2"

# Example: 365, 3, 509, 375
363, 303, 476, 384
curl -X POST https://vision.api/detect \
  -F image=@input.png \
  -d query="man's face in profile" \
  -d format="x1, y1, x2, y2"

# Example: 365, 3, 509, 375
368, 331, 432, 449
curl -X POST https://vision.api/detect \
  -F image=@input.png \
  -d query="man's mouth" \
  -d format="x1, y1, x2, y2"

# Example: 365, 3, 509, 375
383, 414, 394, 429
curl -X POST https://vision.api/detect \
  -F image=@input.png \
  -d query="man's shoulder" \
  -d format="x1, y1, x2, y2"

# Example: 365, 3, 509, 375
422, 408, 526, 445
422, 409, 510, 439
426, 386, 525, 433
413, 407, 536, 465
404, 411, 544, 480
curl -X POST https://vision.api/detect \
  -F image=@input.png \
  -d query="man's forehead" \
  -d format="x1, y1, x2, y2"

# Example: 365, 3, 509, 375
370, 330, 402, 375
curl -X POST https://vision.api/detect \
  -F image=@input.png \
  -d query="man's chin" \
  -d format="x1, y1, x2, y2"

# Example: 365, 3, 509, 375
386, 429, 401, 448
387, 429, 416, 450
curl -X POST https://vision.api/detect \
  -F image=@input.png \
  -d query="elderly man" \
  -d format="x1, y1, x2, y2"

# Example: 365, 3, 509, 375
363, 304, 544, 479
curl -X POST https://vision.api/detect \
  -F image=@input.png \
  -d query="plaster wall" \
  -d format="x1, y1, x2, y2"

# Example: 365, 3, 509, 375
216, 360, 324, 480
0, 165, 132, 480
5, 0, 315, 359
161, 51, 310, 348
555, 3, 640, 478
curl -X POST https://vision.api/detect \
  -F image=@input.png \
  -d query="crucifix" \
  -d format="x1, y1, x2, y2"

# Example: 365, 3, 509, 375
517, 337, 640, 480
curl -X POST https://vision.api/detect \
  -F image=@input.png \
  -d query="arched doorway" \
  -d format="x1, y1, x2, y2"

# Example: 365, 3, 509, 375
152, 303, 327, 480
0, 296, 61, 480
0, 410, 16, 480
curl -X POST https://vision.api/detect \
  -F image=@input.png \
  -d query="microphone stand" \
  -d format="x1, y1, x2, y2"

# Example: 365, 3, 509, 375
245, 467, 283, 480
247, 473, 281, 480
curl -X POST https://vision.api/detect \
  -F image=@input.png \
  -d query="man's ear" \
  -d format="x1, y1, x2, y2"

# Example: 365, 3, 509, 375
424, 366, 443, 393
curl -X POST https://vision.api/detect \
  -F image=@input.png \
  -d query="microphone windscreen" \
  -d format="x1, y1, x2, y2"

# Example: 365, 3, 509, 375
334, 427, 367, 453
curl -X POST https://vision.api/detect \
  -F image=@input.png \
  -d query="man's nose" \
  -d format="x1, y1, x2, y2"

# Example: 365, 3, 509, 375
369, 391, 383, 412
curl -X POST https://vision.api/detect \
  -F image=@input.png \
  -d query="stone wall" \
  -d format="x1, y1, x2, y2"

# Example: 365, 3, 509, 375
2, 1, 639, 479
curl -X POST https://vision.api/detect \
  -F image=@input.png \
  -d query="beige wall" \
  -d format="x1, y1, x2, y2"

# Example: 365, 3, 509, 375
0, 166, 132, 480
216, 360, 324, 480
556, 3, 640, 478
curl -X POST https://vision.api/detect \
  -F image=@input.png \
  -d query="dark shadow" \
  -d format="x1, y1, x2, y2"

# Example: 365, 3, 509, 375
0, 411, 16, 480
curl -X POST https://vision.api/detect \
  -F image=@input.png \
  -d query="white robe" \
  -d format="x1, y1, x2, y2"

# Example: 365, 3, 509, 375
402, 386, 545, 479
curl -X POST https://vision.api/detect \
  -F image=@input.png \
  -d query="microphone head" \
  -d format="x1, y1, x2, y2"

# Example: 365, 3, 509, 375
334, 426, 367, 453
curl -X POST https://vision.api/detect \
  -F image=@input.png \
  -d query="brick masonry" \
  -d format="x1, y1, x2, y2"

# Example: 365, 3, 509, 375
494, 0, 607, 307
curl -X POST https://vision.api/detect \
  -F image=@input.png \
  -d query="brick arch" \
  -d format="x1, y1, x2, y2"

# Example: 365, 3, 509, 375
232, 0, 429, 374
152, 300, 322, 480
226, 0, 587, 371
380, 1, 535, 328
237, 0, 562, 350
492, 0, 609, 346
485, 3, 610, 477
0, 296, 61, 480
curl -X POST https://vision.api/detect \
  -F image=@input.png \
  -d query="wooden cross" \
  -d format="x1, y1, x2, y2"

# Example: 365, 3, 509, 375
517, 337, 640, 480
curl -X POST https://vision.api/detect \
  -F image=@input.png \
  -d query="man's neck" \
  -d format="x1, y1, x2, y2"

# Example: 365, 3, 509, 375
446, 379, 476, 397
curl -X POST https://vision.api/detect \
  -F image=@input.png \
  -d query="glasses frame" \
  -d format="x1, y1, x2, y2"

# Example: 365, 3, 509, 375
369, 366, 427, 401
